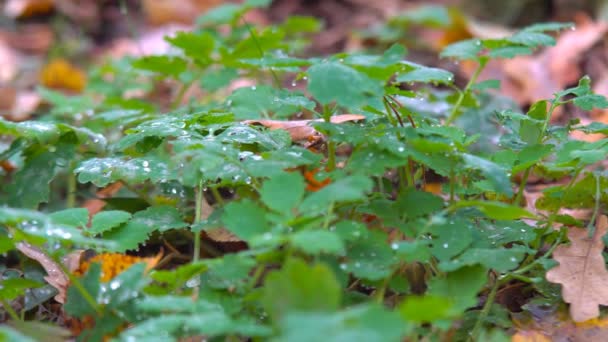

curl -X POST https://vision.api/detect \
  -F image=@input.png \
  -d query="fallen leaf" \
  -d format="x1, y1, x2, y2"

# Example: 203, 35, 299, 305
4, 0, 54, 19
75, 251, 162, 282
142, 0, 221, 26
15, 242, 70, 304
40, 59, 87, 93
303, 167, 331, 191
244, 114, 365, 141
511, 330, 551, 342
512, 310, 608, 342
82, 182, 124, 218
546, 215, 608, 322
0, 41, 19, 84
0, 24, 54, 54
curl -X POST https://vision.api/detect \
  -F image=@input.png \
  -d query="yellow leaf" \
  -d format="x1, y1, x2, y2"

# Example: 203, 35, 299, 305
40, 59, 86, 93
75, 252, 162, 282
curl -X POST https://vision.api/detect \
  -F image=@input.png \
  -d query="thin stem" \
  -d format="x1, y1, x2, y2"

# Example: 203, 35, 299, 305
65, 271, 102, 316
323, 202, 335, 230
445, 58, 488, 125
193, 180, 204, 263
210, 186, 224, 206
322, 105, 337, 171
587, 172, 601, 237
449, 167, 455, 204
514, 168, 531, 206
470, 275, 499, 341
241, 18, 281, 88
66, 165, 76, 209
1, 299, 20, 321
514, 101, 560, 204
171, 81, 193, 110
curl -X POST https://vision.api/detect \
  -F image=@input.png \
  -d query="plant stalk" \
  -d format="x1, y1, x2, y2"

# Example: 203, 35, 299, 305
445, 58, 488, 125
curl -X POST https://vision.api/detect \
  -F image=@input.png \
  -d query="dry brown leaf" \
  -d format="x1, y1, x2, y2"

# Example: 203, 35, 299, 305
15, 242, 70, 304
512, 312, 608, 342
0, 24, 54, 54
75, 251, 163, 282
511, 331, 551, 342
40, 59, 87, 93
4, 0, 54, 18
142, 0, 221, 26
546, 215, 608, 322
244, 114, 366, 141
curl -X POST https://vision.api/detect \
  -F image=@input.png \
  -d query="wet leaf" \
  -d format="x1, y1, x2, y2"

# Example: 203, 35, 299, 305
546, 215, 608, 322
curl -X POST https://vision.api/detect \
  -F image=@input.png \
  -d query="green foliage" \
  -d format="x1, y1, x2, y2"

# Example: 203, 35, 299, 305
1, 2, 607, 340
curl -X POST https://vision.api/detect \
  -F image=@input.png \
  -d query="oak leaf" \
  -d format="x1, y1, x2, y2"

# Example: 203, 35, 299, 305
243, 114, 365, 142
546, 215, 608, 322
16, 242, 70, 303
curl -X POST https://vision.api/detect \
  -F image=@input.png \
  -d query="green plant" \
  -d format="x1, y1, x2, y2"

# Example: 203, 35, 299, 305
2, 1, 608, 341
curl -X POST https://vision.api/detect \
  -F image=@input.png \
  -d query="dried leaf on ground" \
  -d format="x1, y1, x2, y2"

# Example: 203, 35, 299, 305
0, 41, 19, 84
75, 252, 162, 282
546, 215, 608, 322
40, 59, 87, 93
142, 0, 221, 25
15, 242, 70, 303
512, 313, 608, 341
244, 114, 366, 141
0, 24, 54, 54
4, 0, 54, 19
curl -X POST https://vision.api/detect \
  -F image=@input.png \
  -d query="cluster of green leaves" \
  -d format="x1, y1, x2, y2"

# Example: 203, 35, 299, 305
2, 1, 608, 341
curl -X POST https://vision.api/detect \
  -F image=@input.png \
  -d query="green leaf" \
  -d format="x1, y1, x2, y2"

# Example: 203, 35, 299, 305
342, 230, 396, 281
104, 263, 147, 310
461, 154, 513, 196
90, 211, 132, 235
396, 188, 444, 218
300, 175, 373, 213
440, 39, 482, 60
0, 326, 36, 342
262, 258, 341, 320
430, 218, 473, 262
427, 265, 487, 314
75, 157, 169, 187
202, 254, 256, 291
290, 230, 345, 256
439, 246, 527, 272
131, 56, 187, 77
49, 208, 89, 228
0, 235, 15, 254
260, 172, 305, 215
6, 149, 60, 208
399, 295, 453, 322
278, 304, 409, 342
572, 94, 608, 111
165, 31, 215, 62
102, 206, 186, 252
222, 199, 270, 242
200, 68, 238, 91
509, 31, 555, 47
0, 278, 42, 301
65, 263, 101, 316
454, 201, 533, 220
149, 261, 207, 293
396, 66, 453, 84
307, 62, 382, 107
